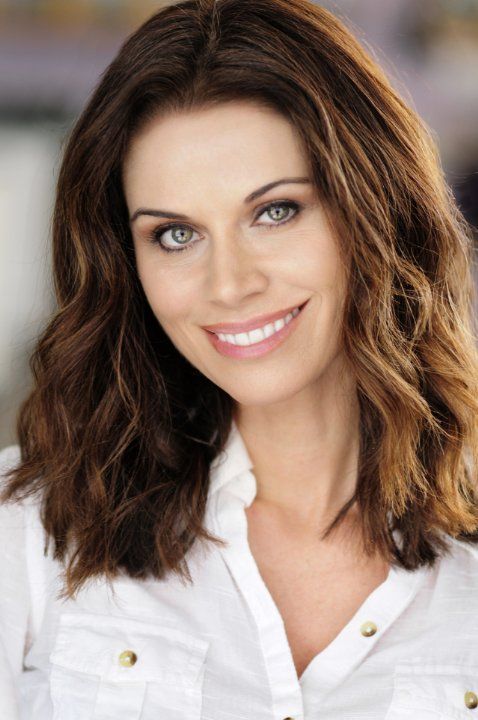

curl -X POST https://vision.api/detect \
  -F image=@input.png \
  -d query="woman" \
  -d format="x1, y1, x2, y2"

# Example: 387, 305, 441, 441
1, 0, 478, 718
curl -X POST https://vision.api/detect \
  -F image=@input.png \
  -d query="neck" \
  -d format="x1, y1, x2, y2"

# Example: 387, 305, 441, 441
234, 354, 361, 531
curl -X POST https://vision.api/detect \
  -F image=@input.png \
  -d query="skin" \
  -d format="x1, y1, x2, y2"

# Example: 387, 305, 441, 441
122, 100, 363, 540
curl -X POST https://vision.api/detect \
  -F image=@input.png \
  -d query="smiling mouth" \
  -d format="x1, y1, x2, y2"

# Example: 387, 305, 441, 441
203, 297, 308, 360
204, 301, 308, 335
207, 300, 308, 349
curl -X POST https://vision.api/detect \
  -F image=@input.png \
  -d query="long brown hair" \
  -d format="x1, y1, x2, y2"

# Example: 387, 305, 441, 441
3, 0, 478, 598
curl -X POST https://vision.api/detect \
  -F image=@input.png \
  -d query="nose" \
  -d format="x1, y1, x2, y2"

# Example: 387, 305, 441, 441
206, 233, 269, 308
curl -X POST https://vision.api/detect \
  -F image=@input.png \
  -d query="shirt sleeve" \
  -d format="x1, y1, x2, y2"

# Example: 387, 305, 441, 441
0, 445, 31, 720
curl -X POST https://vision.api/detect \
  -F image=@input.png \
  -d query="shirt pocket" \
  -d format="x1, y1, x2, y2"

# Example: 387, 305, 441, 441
385, 661, 478, 720
48, 611, 209, 720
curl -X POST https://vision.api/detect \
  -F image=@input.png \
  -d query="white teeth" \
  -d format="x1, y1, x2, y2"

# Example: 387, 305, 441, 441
248, 327, 266, 344
216, 306, 301, 346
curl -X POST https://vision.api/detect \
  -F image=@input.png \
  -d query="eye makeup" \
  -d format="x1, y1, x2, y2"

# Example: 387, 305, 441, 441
145, 199, 304, 254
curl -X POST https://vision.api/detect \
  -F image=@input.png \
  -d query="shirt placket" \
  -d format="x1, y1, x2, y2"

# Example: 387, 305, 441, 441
299, 561, 428, 715
209, 468, 430, 720
212, 470, 305, 720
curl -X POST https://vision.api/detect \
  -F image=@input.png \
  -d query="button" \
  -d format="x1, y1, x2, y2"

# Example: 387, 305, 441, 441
465, 691, 478, 709
360, 621, 377, 637
118, 649, 138, 667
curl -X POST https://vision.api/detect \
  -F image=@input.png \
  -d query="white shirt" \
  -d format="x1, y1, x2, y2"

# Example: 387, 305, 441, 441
1, 421, 478, 720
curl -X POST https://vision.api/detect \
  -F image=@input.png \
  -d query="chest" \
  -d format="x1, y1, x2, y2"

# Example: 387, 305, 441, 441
245, 504, 390, 680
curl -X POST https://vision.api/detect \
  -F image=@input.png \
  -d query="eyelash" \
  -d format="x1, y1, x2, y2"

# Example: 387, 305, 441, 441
147, 199, 303, 254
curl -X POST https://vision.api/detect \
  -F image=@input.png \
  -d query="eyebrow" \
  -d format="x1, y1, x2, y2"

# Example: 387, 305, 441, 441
129, 176, 311, 224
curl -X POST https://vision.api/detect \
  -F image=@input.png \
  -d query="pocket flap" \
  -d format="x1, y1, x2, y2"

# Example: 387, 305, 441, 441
387, 661, 478, 719
49, 612, 209, 686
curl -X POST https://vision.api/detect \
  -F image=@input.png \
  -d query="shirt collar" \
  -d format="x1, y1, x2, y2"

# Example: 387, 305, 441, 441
207, 421, 403, 550
208, 419, 254, 498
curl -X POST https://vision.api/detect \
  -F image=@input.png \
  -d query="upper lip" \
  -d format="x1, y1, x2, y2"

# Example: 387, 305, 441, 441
202, 301, 307, 334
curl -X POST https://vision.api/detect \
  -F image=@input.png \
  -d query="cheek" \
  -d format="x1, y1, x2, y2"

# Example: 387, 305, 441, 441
136, 254, 193, 322
284, 226, 345, 293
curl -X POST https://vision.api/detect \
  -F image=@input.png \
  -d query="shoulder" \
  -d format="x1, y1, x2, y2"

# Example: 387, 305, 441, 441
0, 445, 34, 678
445, 534, 478, 562
0, 443, 47, 585
436, 534, 478, 590
0, 444, 53, 669
0, 443, 22, 477
0, 444, 26, 527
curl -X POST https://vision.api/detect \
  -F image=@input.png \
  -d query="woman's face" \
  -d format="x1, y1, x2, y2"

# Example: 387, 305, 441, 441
123, 101, 349, 406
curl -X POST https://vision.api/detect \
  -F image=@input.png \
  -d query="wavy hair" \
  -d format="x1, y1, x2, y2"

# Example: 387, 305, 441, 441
3, 0, 478, 598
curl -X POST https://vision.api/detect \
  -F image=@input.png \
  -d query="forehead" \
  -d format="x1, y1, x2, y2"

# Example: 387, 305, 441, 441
122, 101, 310, 195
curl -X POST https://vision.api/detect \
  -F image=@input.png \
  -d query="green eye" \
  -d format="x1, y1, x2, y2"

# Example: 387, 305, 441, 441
151, 224, 200, 253
169, 227, 194, 245
258, 202, 298, 225
149, 199, 302, 253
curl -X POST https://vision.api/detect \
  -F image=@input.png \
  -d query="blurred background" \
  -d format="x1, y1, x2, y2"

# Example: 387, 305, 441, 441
1, 0, 477, 448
